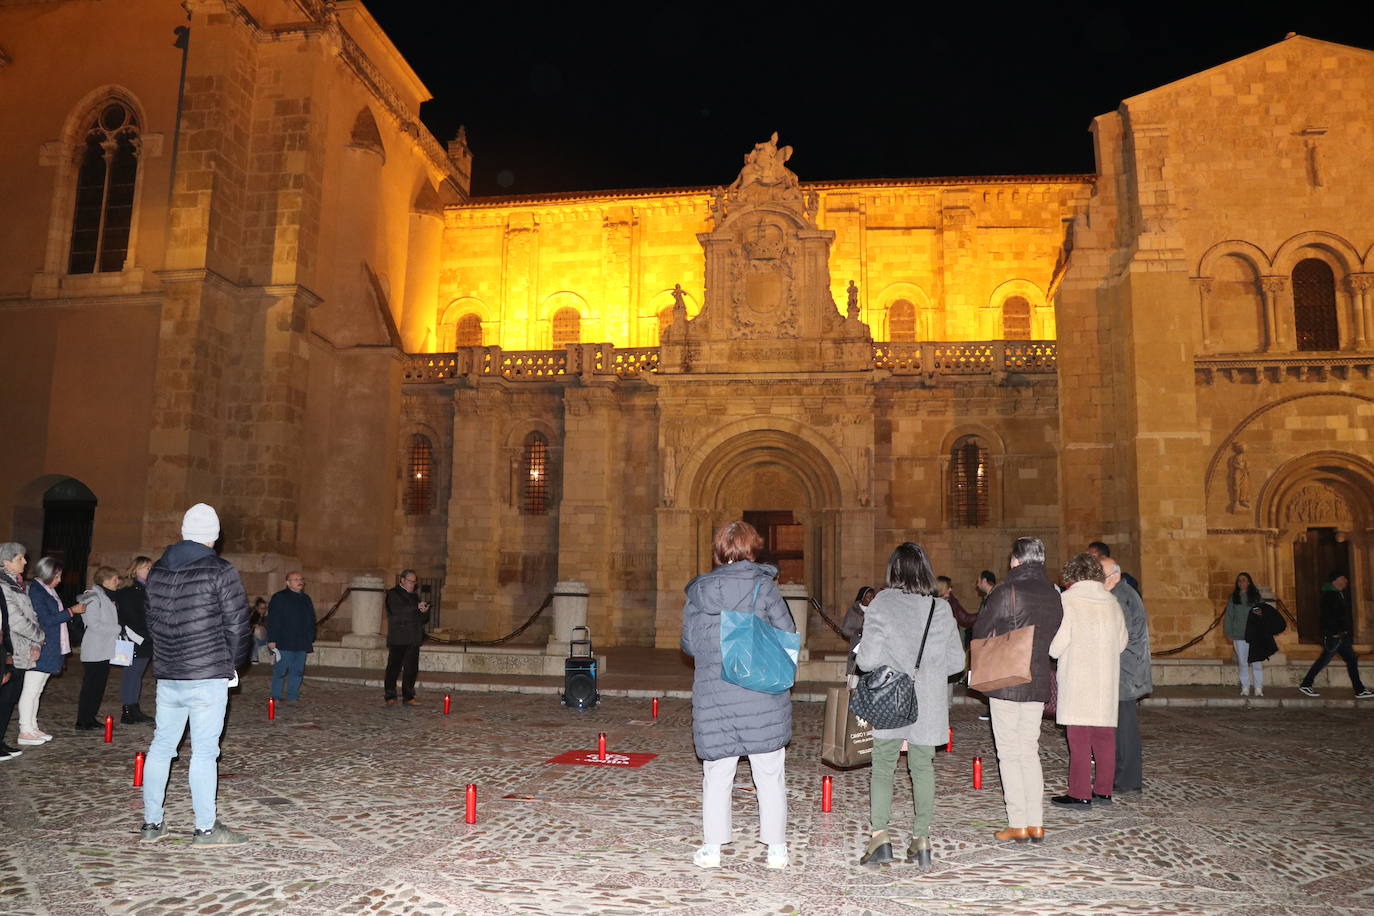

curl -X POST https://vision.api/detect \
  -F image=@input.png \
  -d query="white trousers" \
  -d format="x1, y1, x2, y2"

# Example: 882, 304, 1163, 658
1233, 640, 1264, 690
19, 670, 51, 733
701, 747, 787, 846
989, 698, 1046, 829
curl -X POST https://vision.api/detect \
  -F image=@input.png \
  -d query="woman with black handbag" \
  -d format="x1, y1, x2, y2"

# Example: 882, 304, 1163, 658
853, 542, 965, 866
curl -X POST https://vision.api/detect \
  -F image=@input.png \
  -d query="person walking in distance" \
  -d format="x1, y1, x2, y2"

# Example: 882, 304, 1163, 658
1298, 573, 1373, 699
139, 503, 251, 846
384, 570, 430, 706
267, 572, 315, 703
972, 537, 1064, 844
1101, 557, 1152, 794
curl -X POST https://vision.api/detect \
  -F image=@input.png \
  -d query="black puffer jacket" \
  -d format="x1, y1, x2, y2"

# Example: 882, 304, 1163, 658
972, 561, 1063, 703
146, 541, 250, 680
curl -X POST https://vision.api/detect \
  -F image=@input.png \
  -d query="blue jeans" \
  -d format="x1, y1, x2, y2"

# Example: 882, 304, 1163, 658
142, 678, 229, 831
271, 650, 307, 701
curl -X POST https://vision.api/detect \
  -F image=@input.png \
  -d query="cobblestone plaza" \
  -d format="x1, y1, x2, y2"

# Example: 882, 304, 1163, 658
1, 671, 1371, 915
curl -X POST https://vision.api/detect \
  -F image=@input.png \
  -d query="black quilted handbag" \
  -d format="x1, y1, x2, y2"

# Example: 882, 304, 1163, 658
849, 597, 936, 729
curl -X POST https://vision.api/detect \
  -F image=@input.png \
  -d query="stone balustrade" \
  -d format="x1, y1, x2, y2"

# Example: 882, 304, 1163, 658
1195, 352, 1374, 385
404, 340, 1056, 384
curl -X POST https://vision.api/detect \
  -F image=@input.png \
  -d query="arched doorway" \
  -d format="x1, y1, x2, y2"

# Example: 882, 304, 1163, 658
1260, 454, 1373, 644
12, 476, 98, 606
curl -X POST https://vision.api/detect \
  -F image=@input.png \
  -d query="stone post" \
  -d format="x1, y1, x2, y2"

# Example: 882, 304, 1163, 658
341, 575, 387, 648
1260, 276, 1287, 352
779, 583, 810, 662
547, 579, 589, 655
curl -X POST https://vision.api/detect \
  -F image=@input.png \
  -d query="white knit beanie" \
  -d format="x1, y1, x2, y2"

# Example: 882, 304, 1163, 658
181, 503, 221, 544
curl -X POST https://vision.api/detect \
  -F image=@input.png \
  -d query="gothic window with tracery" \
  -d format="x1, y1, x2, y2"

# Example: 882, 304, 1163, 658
455, 314, 483, 347
949, 436, 990, 527
406, 434, 434, 515
1002, 296, 1032, 340
523, 432, 549, 515
888, 299, 917, 342
551, 308, 581, 348
1292, 259, 1338, 351
69, 101, 141, 274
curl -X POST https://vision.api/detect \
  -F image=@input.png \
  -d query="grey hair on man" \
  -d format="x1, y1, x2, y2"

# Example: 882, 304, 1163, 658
0, 542, 26, 565
1009, 536, 1046, 567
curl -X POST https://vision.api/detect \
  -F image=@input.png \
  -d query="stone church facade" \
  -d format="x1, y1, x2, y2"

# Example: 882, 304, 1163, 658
2, 1, 1371, 665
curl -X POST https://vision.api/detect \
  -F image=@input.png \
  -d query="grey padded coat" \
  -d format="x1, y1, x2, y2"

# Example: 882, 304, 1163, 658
680, 561, 796, 761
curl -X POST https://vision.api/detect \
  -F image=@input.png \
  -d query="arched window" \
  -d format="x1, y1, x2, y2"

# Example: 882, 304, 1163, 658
1002, 296, 1032, 340
406, 434, 434, 515
1292, 258, 1338, 351
523, 432, 549, 514
455, 313, 483, 347
888, 299, 917, 342
949, 436, 990, 527
69, 101, 141, 274
551, 308, 581, 348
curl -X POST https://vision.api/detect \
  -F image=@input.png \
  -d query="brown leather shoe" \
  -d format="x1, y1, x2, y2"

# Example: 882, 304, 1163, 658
994, 826, 1029, 843
1026, 826, 1045, 844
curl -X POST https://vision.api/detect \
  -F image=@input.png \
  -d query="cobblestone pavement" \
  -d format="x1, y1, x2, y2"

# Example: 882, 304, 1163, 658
1, 670, 1371, 915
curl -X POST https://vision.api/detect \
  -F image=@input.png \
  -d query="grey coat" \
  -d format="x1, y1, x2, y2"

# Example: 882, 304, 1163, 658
854, 590, 965, 746
680, 561, 795, 761
77, 586, 121, 662
1112, 580, 1154, 700
1, 573, 43, 671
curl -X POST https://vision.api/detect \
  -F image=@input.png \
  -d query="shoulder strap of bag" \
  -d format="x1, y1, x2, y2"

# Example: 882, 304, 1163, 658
913, 596, 937, 670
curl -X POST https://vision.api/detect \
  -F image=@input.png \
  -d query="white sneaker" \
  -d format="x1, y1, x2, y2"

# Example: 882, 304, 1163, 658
1298, 685, 1320, 697
1239, 686, 1249, 697
766, 843, 789, 869
1254, 688, 1263, 697
17, 732, 47, 746
693, 844, 721, 869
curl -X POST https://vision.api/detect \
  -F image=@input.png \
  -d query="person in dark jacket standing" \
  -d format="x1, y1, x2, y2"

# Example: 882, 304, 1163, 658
139, 503, 251, 847
1101, 558, 1152, 795
681, 520, 795, 871
384, 569, 430, 706
267, 572, 315, 702
1298, 573, 1372, 698
972, 536, 1063, 844
114, 557, 154, 724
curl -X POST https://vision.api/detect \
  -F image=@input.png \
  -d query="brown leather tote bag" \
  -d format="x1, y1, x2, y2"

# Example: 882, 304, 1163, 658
969, 586, 1035, 692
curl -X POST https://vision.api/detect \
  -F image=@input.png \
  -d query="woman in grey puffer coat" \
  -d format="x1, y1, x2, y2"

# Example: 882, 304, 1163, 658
681, 520, 796, 871
854, 543, 965, 867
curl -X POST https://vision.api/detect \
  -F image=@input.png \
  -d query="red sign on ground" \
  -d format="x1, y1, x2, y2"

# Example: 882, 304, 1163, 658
546, 750, 658, 768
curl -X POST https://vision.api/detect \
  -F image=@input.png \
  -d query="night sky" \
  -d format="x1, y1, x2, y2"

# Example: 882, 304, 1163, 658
367, 6, 1373, 198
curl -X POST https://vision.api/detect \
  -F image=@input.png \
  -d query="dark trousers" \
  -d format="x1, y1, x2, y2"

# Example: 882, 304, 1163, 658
0, 668, 22, 743
1114, 698, 1142, 792
1300, 635, 1367, 691
77, 659, 111, 724
384, 644, 421, 700
1066, 725, 1115, 799
120, 655, 150, 705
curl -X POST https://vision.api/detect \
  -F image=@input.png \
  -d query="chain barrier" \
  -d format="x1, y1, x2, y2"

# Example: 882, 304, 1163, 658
423, 591, 584, 648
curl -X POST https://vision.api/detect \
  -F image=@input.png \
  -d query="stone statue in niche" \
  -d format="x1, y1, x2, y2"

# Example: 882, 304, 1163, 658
846, 280, 860, 320
1227, 442, 1251, 512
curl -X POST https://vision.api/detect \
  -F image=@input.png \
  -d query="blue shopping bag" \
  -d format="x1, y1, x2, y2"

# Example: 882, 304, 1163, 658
720, 582, 801, 694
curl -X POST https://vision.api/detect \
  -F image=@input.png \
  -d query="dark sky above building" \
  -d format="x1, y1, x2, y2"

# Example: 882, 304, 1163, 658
368, 5, 1372, 198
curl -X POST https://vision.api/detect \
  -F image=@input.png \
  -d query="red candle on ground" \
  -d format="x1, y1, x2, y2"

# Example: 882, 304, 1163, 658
651, 697, 659, 718
464, 783, 477, 824
133, 751, 145, 787
103, 715, 113, 742
597, 732, 607, 760
821, 774, 833, 812
268, 698, 276, 720
946, 727, 953, 753
443, 694, 452, 715
973, 756, 983, 789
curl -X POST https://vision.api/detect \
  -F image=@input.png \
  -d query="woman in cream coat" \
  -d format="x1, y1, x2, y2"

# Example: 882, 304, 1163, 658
1049, 552, 1127, 808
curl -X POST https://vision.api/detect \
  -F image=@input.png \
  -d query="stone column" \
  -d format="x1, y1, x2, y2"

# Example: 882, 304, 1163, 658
341, 575, 387, 648
779, 583, 810, 662
1260, 276, 1287, 352
1194, 277, 1213, 352
547, 579, 589, 655
1347, 274, 1372, 349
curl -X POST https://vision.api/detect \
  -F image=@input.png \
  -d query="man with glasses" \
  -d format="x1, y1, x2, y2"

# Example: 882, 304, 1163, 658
384, 569, 430, 706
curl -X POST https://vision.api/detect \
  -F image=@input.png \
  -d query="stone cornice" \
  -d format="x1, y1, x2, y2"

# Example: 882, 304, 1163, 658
1195, 352, 1374, 384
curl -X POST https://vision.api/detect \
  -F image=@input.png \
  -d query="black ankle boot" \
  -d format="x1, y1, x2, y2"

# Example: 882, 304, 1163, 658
121, 705, 137, 724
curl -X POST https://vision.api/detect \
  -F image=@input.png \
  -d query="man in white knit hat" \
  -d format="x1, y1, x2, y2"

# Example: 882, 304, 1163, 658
138, 503, 251, 846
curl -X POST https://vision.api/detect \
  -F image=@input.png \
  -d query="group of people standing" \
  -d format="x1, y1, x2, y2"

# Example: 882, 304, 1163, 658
681, 524, 1156, 869
0, 547, 157, 761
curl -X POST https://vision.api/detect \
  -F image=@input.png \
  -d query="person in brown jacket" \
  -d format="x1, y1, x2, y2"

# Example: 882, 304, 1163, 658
971, 537, 1064, 844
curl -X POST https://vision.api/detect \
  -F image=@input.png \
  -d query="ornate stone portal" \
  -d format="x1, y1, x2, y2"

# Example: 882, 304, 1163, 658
660, 133, 871, 372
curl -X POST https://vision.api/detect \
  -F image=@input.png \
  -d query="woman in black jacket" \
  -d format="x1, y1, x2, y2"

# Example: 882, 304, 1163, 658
114, 557, 154, 724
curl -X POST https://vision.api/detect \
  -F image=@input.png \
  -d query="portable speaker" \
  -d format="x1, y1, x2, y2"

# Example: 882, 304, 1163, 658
562, 657, 598, 709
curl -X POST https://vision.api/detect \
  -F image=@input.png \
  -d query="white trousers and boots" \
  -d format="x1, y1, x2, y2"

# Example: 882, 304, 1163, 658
989, 698, 1046, 829
701, 747, 787, 845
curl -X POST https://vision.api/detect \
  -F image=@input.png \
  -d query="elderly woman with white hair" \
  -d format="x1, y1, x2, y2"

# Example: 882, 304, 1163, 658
23, 556, 85, 742
0, 542, 43, 758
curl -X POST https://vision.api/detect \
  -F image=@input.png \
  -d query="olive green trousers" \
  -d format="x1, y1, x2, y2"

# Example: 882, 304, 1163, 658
869, 738, 936, 836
